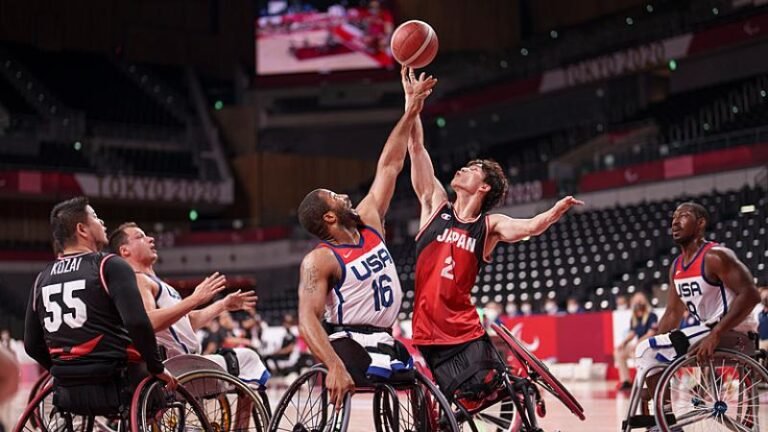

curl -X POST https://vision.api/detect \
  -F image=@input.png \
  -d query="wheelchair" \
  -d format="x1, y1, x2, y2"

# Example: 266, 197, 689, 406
268, 364, 460, 432
431, 323, 585, 432
21, 355, 271, 432
15, 362, 213, 432
621, 333, 768, 432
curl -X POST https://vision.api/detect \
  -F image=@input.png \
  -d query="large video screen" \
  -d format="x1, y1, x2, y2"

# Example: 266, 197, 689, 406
256, 1, 395, 75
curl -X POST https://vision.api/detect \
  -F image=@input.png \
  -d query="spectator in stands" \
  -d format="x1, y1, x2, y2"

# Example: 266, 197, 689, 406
615, 295, 629, 311
201, 318, 226, 355
504, 302, 519, 318
0, 331, 10, 351
566, 297, 584, 314
483, 302, 503, 329
614, 292, 658, 391
263, 314, 299, 376
219, 311, 254, 348
519, 301, 533, 316
544, 299, 561, 316
679, 309, 700, 329
758, 287, 768, 352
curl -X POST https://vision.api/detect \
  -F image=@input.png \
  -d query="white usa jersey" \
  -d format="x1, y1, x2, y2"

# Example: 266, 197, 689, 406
317, 226, 403, 328
141, 273, 202, 357
672, 242, 757, 333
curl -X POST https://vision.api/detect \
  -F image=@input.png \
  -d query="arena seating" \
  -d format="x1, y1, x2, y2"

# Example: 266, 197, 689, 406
3, 43, 182, 128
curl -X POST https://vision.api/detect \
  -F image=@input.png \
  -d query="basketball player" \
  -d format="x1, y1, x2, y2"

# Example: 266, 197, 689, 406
109, 222, 270, 386
633, 202, 759, 400
404, 81, 583, 397
24, 197, 176, 389
296, 66, 436, 409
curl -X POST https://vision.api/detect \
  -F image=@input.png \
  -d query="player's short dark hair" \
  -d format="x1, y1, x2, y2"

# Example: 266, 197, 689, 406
677, 201, 710, 229
50, 196, 90, 249
108, 222, 139, 255
467, 159, 508, 213
298, 189, 332, 240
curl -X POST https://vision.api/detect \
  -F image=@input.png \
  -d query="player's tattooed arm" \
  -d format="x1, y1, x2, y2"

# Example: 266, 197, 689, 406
297, 249, 354, 407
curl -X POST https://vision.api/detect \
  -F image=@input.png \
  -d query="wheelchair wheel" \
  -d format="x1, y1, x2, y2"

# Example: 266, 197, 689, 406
176, 369, 270, 432
268, 366, 350, 432
129, 376, 213, 432
653, 348, 768, 432
492, 323, 585, 421
14, 384, 99, 432
372, 371, 460, 432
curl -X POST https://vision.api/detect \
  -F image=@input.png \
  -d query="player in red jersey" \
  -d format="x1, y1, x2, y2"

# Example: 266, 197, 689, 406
296, 67, 436, 410
405, 91, 583, 399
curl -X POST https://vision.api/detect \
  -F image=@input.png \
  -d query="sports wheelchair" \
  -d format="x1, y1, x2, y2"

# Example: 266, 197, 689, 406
621, 332, 768, 432
268, 364, 460, 432
20, 355, 271, 432
430, 323, 585, 432
15, 361, 212, 432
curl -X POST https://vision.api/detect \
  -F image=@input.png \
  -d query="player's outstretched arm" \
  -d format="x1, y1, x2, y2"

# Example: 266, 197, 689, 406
189, 289, 258, 331
689, 247, 760, 361
357, 66, 436, 231
138, 272, 226, 332
298, 249, 354, 410
488, 196, 584, 245
404, 66, 447, 226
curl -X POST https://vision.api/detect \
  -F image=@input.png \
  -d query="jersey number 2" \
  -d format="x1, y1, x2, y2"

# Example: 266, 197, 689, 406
41, 280, 88, 332
441, 257, 455, 280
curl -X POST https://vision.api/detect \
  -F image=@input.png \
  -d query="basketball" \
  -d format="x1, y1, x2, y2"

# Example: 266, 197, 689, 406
390, 20, 439, 69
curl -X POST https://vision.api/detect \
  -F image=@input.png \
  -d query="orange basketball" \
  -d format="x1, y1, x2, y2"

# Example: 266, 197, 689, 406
390, 20, 439, 69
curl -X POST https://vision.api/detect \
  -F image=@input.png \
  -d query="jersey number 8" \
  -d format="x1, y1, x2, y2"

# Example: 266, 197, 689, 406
41, 280, 88, 332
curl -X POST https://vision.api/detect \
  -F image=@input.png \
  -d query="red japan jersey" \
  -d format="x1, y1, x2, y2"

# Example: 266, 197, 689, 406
412, 202, 490, 345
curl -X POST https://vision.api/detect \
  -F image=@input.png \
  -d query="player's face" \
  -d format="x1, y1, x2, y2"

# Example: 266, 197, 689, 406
451, 163, 489, 195
671, 205, 700, 244
84, 205, 108, 249
325, 190, 361, 227
123, 226, 157, 264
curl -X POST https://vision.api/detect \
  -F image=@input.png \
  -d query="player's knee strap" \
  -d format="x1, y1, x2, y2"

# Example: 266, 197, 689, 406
669, 330, 691, 357
217, 348, 241, 376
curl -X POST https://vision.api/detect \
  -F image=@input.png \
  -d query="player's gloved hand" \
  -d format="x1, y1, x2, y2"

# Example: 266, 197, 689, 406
326, 363, 355, 411
153, 367, 178, 391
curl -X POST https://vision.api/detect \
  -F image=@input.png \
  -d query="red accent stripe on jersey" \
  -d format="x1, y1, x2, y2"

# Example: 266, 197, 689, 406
317, 227, 383, 264
49, 335, 104, 360
415, 201, 448, 241
482, 214, 492, 263
126, 345, 142, 363
56, 252, 89, 260
676, 242, 717, 278
452, 206, 483, 224
99, 253, 116, 294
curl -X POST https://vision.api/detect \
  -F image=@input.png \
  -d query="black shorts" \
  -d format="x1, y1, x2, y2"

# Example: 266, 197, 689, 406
418, 334, 505, 400
331, 337, 412, 387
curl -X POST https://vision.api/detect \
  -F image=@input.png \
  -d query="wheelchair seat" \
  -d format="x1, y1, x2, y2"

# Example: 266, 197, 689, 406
49, 361, 130, 417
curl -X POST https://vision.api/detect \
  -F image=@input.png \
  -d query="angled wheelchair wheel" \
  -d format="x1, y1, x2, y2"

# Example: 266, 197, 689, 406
267, 366, 350, 432
14, 384, 98, 432
129, 377, 213, 432
372, 371, 460, 432
653, 348, 768, 432
456, 395, 519, 432
176, 369, 270, 432
492, 323, 585, 421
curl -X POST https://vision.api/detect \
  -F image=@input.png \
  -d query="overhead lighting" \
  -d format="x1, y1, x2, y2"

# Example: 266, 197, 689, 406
740, 205, 756, 214
668, 59, 677, 71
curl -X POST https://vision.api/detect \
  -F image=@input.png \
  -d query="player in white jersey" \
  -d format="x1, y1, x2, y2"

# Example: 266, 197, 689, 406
109, 223, 270, 387
634, 202, 760, 401
296, 67, 436, 409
